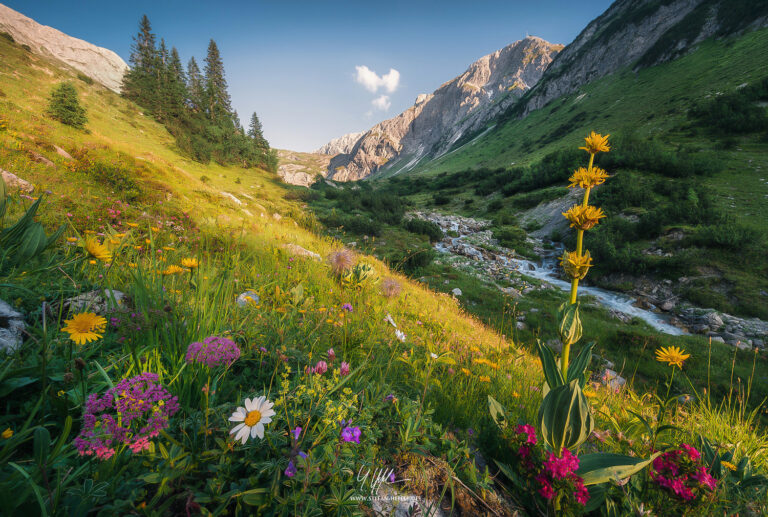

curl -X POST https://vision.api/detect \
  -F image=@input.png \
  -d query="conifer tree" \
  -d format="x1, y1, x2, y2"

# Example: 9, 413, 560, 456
122, 15, 159, 109
203, 39, 232, 124
248, 112, 269, 149
186, 57, 204, 112
166, 47, 188, 119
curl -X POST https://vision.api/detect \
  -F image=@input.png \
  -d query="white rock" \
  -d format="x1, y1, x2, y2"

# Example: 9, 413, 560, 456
282, 244, 321, 261
236, 290, 260, 307
1, 169, 34, 192
0, 298, 25, 353
64, 289, 126, 314
598, 368, 626, 391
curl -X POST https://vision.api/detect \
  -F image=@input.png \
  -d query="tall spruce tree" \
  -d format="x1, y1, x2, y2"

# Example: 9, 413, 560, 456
122, 15, 159, 110
186, 57, 204, 113
166, 47, 188, 120
203, 39, 232, 124
248, 112, 268, 149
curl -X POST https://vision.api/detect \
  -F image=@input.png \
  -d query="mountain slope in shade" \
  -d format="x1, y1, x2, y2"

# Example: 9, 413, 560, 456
313, 131, 364, 155
512, 0, 768, 118
326, 36, 562, 181
0, 3, 128, 92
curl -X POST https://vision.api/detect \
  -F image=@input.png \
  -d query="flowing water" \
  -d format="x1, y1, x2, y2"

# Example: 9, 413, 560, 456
435, 234, 686, 336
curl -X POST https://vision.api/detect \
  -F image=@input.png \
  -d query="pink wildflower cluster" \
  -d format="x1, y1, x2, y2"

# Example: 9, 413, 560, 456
651, 444, 716, 501
74, 373, 179, 460
511, 424, 589, 507
308, 349, 351, 376
185, 336, 241, 368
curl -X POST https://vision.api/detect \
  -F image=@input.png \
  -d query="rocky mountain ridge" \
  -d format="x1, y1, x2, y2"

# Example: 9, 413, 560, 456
0, 3, 128, 92
313, 131, 364, 155
325, 36, 562, 181
513, 0, 768, 118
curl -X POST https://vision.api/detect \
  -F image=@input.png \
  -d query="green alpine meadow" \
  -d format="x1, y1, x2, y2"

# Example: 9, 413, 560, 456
1, 0, 767, 515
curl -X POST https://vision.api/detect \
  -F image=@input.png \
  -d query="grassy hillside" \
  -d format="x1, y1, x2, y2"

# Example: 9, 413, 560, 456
1, 32, 767, 515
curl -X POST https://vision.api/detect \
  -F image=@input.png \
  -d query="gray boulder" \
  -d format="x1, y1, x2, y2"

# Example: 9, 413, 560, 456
0, 299, 25, 353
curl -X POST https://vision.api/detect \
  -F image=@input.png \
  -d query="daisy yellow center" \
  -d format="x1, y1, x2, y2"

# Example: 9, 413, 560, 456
244, 409, 262, 427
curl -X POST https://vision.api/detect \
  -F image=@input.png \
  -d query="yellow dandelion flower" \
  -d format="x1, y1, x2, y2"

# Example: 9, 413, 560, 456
562, 204, 606, 230
163, 246, 175, 251
461, 368, 472, 376
62, 312, 107, 345
129, 262, 137, 268
721, 461, 737, 472
114, 233, 126, 238
560, 250, 593, 280
568, 166, 610, 189
162, 265, 185, 275
66, 237, 78, 243
151, 226, 160, 232
83, 237, 112, 262
579, 131, 610, 154
478, 375, 491, 383
126, 222, 139, 228
181, 258, 199, 269
2, 428, 12, 439
89, 259, 97, 265
655, 346, 690, 368
145, 239, 151, 245
84, 230, 95, 235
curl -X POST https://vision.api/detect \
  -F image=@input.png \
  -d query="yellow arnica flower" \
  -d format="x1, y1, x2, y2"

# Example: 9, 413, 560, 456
62, 312, 107, 345
181, 258, 199, 269
580, 131, 610, 154
655, 346, 690, 368
162, 265, 185, 275
568, 166, 609, 189
461, 368, 472, 376
560, 250, 593, 280
83, 237, 112, 262
2, 428, 12, 439
126, 222, 139, 228
563, 204, 606, 230
721, 461, 737, 472
66, 237, 78, 243
478, 375, 491, 383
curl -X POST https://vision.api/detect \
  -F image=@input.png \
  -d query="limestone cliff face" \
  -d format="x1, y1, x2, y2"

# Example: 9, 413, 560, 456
314, 132, 364, 155
518, 0, 768, 117
326, 36, 562, 181
0, 3, 128, 92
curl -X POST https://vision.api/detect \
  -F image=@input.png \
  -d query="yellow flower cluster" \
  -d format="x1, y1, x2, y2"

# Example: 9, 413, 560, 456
473, 357, 499, 370
560, 250, 593, 280
568, 166, 609, 189
562, 205, 605, 231
579, 131, 611, 154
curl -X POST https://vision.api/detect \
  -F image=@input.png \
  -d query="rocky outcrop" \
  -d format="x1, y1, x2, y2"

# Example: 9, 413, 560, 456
277, 164, 318, 187
327, 37, 562, 181
0, 3, 128, 92
313, 132, 364, 155
517, 0, 768, 117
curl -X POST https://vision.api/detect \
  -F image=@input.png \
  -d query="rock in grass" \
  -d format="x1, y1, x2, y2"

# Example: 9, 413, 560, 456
29, 152, 55, 168
598, 368, 626, 391
63, 289, 127, 314
236, 291, 260, 307
282, 244, 321, 261
1, 169, 34, 192
53, 145, 72, 159
0, 298, 25, 353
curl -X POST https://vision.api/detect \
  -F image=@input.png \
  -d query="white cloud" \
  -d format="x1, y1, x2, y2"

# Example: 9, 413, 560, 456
372, 95, 391, 111
355, 65, 400, 93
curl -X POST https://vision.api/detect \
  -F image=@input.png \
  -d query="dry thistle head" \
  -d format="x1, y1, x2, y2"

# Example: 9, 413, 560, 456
568, 166, 609, 189
327, 249, 356, 275
562, 205, 605, 231
381, 277, 402, 298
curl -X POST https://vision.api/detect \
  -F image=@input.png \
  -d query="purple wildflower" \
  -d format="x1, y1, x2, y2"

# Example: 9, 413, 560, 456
342, 303, 353, 312
327, 348, 336, 361
341, 425, 361, 444
313, 361, 328, 375
340, 361, 350, 376
292, 427, 302, 441
285, 461, 297, 478
185, 336, 241, 368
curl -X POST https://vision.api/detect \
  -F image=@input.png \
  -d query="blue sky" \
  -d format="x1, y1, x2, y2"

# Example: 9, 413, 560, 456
5, 1, 614, 151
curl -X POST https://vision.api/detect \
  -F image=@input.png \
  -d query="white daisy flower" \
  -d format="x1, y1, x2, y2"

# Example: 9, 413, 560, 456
395, 329, 406, 343
228, 396, 276, 444
385, 313, 398, 328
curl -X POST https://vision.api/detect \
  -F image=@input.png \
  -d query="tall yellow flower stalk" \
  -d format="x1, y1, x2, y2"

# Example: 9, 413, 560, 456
558, 132, 610, 373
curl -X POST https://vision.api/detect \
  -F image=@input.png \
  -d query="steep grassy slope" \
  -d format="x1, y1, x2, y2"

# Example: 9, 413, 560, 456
1, 34, 767, 515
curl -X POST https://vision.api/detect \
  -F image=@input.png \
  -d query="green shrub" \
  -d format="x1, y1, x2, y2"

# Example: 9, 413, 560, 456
76, 72, 94, 85
402, 218, 443, 242
46, 82, 87, 129
433, 193, 450, 205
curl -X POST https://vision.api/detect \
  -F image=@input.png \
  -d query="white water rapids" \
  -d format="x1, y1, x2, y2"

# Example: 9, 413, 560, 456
435, 235, 686, 336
